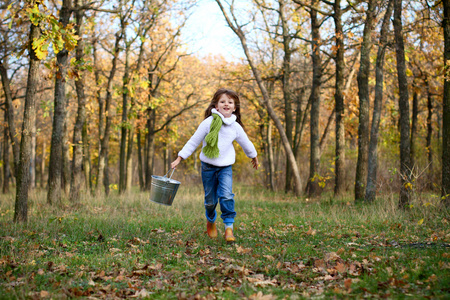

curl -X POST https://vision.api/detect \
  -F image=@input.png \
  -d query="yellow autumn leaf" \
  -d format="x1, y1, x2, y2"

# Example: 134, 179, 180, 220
417, 218, 424, 225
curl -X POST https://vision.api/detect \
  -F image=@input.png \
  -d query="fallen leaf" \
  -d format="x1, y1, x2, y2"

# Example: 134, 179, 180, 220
132, 289, 152, 298
236, 245, 252, 254
246, 276, 278, 287
344, 278, 352, 289
324, 252, 341, 263
314, 259, 325, 269
306, 226, 317, 236
337, 248, 345, 255
249, 291, 276, 300
336, 262, 346, 273
40, 290, 50, 298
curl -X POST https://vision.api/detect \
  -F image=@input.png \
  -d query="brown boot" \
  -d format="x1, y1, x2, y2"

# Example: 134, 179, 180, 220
207, 221, 218, 238
224, 227, 235, 243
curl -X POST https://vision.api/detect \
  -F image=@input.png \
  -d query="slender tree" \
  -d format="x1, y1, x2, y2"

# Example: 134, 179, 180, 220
70, 0, 87, 202
333, 0, 346, 196
366, 0, 394, 202
97, 31, 122, 194
393, 0, 411, 208
424, 74, 433, 188
2, 111, 10, 193
14, 23, 41, 222
306, 0, 323, 197
355, 0, 377, 201
47, 0, 73, 205
410, 80, 419, 164
443, 0, 450, 205
119, 1, 134, 194
119, 34, 131, 194
278, 0, 295, 192
0, 60, 19, 174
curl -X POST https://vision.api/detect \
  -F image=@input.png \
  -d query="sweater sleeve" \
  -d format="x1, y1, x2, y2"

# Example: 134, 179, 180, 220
234, 124, 258, 159
178, 118, 210, 159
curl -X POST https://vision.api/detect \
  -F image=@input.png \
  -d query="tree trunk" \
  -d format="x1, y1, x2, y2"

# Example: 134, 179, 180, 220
279, 0, 294, 193
260, 116, 275, 191
410, 82, 419, 165
82, 120, 92, 192
119, 35, 131, 194
295, 92, 310, 163
355, 0, 376, 201
163, 142, 168, 175
2, 116, 10, 193
259, 116, 275, 191
14, 23, 41, 222
267, 121, 275, 190
216, 0, 303, 196
47, 0, 72, 205
393, 0, 411, 208
424, 75, 433, 189
137, 129, 144, 190
334, 0, 346, 196
62, 111, 71, 195
319, 107, 335, 155
104, 148, 110, 195
70, 1, 87, 202
97, 32, 122, 194
93, 38, 105, 192
293, 87, 307, 158
144, 107, 156, 191
0, 132, 2, 191
442, 0, 450, 205
126, 121, 134, 190
366, 0, 394, 202
306, 1, 322, 197
31, 113, 36, 189
0, 61, 20, 174
40, 139, 46, 189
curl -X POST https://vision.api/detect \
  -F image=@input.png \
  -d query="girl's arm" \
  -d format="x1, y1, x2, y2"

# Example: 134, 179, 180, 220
171, 156, 183, 169
234, 124, 258, 159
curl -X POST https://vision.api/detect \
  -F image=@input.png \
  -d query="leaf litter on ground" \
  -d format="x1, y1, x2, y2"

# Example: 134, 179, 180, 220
0, 186, 449, 299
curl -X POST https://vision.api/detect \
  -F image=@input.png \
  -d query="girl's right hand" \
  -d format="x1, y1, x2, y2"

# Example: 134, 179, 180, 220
171, 156, 183, 169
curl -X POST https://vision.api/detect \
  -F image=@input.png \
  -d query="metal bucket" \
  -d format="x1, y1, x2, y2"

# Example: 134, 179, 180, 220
150, 169, 180, 206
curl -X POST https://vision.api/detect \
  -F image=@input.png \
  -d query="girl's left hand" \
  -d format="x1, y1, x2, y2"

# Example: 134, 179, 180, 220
251, 157, 259, 170
171, 156, 183, 169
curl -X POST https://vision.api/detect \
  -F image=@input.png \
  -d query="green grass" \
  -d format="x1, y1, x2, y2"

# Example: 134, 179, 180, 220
0, 185, 449, 299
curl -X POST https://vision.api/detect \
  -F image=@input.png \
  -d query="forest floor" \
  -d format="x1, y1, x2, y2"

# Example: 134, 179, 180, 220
0, 185, 449, 299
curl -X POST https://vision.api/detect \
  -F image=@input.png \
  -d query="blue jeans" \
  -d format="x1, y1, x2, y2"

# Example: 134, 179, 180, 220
201, 162, 236, 224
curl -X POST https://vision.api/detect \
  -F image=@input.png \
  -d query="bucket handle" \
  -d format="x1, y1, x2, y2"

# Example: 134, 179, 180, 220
163, 168, 176, 181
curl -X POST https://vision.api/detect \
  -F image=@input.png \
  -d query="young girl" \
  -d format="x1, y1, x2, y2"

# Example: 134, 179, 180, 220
171, 88, 258, 243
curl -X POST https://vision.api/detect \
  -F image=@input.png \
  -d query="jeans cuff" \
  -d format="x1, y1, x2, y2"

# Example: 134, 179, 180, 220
222, 218, 234, 224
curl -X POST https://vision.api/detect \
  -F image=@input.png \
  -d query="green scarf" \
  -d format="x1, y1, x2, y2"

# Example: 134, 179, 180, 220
203, 114, 223, 158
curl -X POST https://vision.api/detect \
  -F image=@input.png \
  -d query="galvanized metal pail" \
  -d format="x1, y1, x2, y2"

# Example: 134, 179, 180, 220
150, 169, 180, 206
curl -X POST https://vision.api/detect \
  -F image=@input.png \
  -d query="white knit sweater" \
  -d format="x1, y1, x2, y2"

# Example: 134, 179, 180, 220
178, 109, 257, 167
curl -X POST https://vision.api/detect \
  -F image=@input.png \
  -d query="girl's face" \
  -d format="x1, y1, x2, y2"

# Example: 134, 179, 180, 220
215, 94, 235, 118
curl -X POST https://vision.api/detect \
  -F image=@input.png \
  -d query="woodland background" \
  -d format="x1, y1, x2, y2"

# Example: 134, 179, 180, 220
0, 0, 449, 222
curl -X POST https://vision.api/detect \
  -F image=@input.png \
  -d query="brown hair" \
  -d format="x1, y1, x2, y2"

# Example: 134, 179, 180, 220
204, 88, 244, 128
